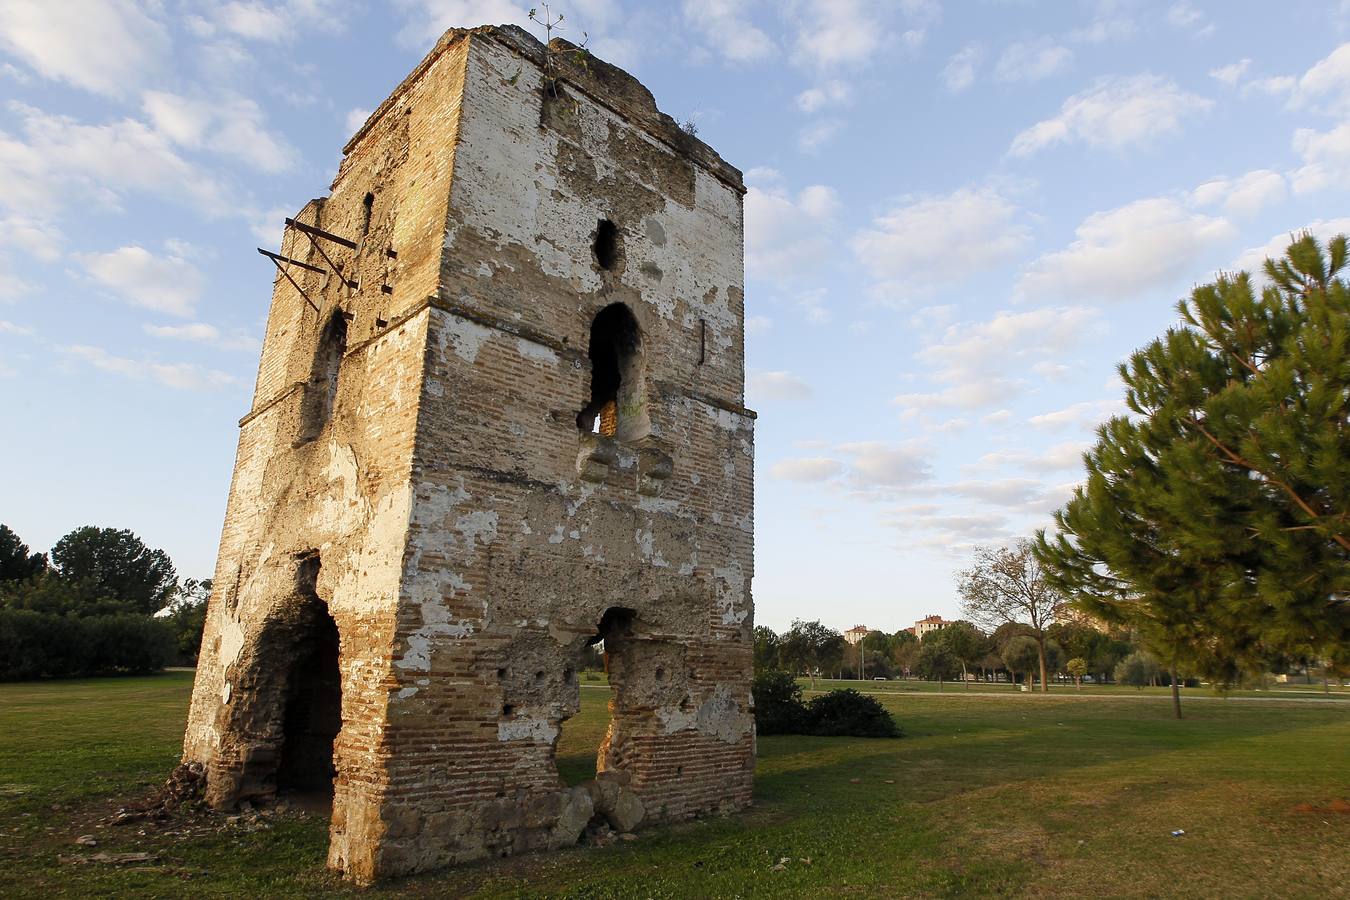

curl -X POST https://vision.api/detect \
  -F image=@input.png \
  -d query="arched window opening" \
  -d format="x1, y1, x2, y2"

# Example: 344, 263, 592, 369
360, 192, 375, 239
577, 303, 649, 441
298, 309, 349, 444
593, 219, 619, 270
275, 554, 342, 799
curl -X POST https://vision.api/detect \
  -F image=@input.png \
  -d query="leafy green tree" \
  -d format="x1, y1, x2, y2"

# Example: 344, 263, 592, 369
1037, 235, 1350, 714
1000, 635, 1041, 689
959, 540, 1065, 693
753, 625, 781, 672
50, 527, 177, 616
915, 640, 960, 688
1115, 651, 1162, 689
751, 669, 808, 735
779, 619, 843, 689
1066, 657, 1088, 690
890, 630, 919, 677
164, 577, 211, 664
0, 525, 47, 584
934, 621, 986, 689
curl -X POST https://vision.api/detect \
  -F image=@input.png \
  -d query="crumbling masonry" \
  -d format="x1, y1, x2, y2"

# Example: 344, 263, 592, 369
181, 25, 756, 883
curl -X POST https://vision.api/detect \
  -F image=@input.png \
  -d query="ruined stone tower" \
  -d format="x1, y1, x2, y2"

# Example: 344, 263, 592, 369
181, 25, 755, 883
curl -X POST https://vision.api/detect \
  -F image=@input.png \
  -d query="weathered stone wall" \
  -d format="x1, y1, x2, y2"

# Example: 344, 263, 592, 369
183, 25, 753, 884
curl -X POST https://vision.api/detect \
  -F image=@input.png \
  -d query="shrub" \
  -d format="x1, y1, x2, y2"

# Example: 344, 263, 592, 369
0, 609, 174, 680
752, 673, 900, 738
752, 669, 809, 735
805, 689, 900, 738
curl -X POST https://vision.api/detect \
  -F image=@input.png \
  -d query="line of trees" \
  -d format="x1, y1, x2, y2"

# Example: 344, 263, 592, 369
1032, 235, 1350, 715
753, 615, 1155, 690
0, 523, 209, 680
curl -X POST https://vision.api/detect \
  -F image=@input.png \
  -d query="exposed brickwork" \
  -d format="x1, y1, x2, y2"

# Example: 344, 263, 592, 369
182, 25, 755, 883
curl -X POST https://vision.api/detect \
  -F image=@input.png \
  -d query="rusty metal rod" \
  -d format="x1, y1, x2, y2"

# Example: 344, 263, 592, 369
257, 247, 324, 275
284, 217, 358, 250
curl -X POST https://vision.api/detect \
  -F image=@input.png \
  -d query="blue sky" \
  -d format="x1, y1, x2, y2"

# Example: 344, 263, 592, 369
2, 1, 1349, 633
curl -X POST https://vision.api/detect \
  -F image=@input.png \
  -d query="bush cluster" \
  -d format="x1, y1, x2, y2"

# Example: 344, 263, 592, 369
0, 610, 176, 680
752, 670, 900, 738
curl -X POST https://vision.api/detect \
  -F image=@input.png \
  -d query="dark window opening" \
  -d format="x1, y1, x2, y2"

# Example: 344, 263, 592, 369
360, 192, 375, 239
593, 219, 619, 270
276, 556, 342, 798
298, 309, 349, 444
576, 303, 649, 441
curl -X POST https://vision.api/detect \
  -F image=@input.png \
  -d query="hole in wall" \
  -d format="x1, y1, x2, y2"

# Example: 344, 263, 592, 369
576, 303, 649, 441
593, 219, 620, 270
360, 192, 374, 239
297, 309, 349, 444
275, 555, 342, 801
556, 608, 636, 787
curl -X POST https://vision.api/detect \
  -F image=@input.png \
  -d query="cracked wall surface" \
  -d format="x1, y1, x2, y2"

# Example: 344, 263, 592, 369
183, 25, 754, 884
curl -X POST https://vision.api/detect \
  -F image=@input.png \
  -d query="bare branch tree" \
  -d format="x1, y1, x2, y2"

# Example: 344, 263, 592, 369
958, 539, 1065, 693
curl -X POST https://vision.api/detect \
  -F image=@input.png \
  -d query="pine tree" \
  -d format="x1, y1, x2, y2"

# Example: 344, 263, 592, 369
1037, 234, 1350, 702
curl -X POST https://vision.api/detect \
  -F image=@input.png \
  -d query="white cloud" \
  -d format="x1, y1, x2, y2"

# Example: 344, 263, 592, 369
837, 441, 932, 490
1068, 12, 1134, 44
744, 178, 839, 280
393, 0, 531, 48
63, 344, 241, 391
0, 103, 231, 220
941, 43, 982, 92
1166, 3, 1213, 37
1246, 75, 1296, 97
882, 505, 1012, 554
0, 319, 35, 335
976, 440, 1092, 474
345, 107, 372, 134
75, 246, 205, 318
1028, 399, 1123, 431
797, 119, 842, 153
203, 1, 345, 43
982, 409, 1013, 425
793, 0, 888, 69
944, 478, 1048, 508
769, 457, 844, 482
1010, 74, 1212, 157
1292, 41, 1350, 115
0, 0, 168, 96
143, 91, 298, 173
748, 370, 813, 402
894, 307, 1098, 413
0, 215, 61, 262
852, 186, 1030, 303
1019, 198, 1235, 302
683, 0, 774, 63
1290, 121, 1350, 194
143, 322, 261, 352
1209, 59, 1251, 86
994, 39, 1072, 83
745, 315, 772, 335
1231, 217, 1350, 277
1189, 169, 1286, 218
791, 0, 937, 69
796, 80, 850, 113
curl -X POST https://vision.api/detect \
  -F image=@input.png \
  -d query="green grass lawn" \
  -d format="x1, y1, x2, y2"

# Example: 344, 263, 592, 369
2, 672, 1347, 898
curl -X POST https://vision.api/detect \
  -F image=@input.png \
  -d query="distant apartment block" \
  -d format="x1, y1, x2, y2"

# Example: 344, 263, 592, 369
910, 615, 954, 640
844, 625, 870, 646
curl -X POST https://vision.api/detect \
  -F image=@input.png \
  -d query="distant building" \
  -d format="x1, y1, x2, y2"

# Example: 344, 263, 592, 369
844, 625, 870, 646
910, 615, 954, 640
